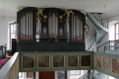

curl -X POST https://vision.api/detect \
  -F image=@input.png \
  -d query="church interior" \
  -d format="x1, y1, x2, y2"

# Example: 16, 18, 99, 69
0, 0, 119, 79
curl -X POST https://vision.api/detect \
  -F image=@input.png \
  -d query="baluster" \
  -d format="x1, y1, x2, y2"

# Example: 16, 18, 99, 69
99, 18, 101, 24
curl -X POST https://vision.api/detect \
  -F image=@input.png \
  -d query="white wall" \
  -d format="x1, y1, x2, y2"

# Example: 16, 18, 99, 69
55, 71, 58, 79
108, 22, 117, 40
85, 19, 96, 51
95, 71, 109, 79
97, 33, 109, 46
0, 20, 1, 43
0, 17, 16, 49
107, 15, 119, 40
107, 15, 119, 23
0, 17, 2, 44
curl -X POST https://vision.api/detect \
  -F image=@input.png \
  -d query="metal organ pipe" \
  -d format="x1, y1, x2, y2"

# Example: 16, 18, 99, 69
73, 16, 75, 40
23, 15, 25, 39
48, 14, 53, 37
50, 15, 52, 36
48, 16, 49, 35
71, 15, 83, 41
66, 20, 69, 36
48, 15, 51, 36
64, 21, 66, 35
52, 13, 55, 36
36, 19, 41, 34
28, 13, 31, 39
31, 12, 33, 39
80, 20, 82, 39
20, 12, 33, 41
72, 15, 74, 40
24, 15, 26, 39
76, 17, 80, 40
55, 15, 58, 37
51, 14, 53, 36
48, 13, 58, 38
26, 13, 28, 40
20, 17, 23, 40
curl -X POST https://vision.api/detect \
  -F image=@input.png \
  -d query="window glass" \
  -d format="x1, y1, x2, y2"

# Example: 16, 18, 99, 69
11, 23, 17, 39
109, 76, 116, 79
19, 72, 23, 78
115, 23, 119, 40
116, 35, 119, 40
70, 70, 80, 75
116, 24, 118, 34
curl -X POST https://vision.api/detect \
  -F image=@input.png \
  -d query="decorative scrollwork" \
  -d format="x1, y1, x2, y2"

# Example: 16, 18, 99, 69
37, 8, 44, 16
63, 10, 74, 20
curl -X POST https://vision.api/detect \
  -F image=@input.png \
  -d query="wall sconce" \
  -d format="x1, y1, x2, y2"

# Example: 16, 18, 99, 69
1, 0, 5, 23
1, 16, 5, 23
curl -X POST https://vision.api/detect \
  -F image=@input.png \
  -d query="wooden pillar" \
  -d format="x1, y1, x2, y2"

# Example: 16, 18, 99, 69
88, 70, 91, 79
33, 72, 35, 79
65, 71, 67, 79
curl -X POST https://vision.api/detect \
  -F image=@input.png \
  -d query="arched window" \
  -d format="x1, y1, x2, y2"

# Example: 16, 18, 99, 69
10, 23, 17, 39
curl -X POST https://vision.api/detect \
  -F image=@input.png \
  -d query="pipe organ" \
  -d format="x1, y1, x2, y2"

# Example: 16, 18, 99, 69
20, 12, 33, 41
71, 15, 83, 41
17, 7, 85, 51
48, 13, 58, 39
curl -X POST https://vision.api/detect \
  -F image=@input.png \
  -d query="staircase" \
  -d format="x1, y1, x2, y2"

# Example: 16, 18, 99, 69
86, 13, 108, 44
97, 40, 119, 54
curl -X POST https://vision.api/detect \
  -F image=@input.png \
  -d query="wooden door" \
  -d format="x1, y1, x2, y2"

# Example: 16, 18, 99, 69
39, 71, 55, 79
11, 39, 16, 55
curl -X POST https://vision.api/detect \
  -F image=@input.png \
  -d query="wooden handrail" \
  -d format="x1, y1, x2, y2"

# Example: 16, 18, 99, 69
0, 52, 19, 79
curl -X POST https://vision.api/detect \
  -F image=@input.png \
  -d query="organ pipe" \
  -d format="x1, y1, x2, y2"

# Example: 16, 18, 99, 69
71, 15, 83, 41
48, 13, 58, 38
20, 12, 33, 41
30, 12, 33, 39
26, 13, 28, 40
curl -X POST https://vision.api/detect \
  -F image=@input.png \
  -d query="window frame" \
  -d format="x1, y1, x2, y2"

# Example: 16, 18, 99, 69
114, 22, 118, 40
10, 22, 17, 39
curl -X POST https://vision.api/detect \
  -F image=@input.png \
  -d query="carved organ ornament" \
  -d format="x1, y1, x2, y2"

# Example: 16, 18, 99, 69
17, 7, 85, 43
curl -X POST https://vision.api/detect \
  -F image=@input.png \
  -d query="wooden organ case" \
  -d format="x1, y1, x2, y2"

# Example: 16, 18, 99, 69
17, 7, 85, 51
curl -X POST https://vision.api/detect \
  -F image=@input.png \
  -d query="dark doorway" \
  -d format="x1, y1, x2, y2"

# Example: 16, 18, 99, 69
39, 71, 55, 79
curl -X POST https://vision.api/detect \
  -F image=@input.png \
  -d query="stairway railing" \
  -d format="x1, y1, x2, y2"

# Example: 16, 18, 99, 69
87, 13, 108, 32
97, 40, 119, 53
78, 72, 88, 79
93, 14, 108, 29
78, 71, 93, 79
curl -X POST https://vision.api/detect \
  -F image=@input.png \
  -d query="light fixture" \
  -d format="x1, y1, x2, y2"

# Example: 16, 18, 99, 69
104, 5, 107, 27
104, 5, 106, 19
1, 0, 5, 23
